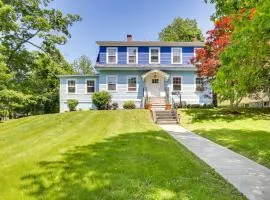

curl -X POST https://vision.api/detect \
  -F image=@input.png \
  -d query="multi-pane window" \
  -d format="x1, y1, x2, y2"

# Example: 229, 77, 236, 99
152, 79, 159, 84
173, 77, 181, 91
172, 48, 182, 64
67, 80, 76, 93
196, 77, 204, 91
127, 48, 138, 64
107, 76, 117, 91
150, 48, 160, 64
107, 47, 117, 64
86, 80, 95, 93
128, 76, 137, 91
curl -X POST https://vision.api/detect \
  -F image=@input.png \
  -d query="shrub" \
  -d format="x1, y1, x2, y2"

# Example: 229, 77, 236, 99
92, 91, 112, 110
112, 102, 118, 110
67, 99, 79, 111
123, 101, 136, 109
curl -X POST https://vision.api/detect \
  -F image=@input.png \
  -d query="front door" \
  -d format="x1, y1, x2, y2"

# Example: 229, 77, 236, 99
149, 78, 161, 97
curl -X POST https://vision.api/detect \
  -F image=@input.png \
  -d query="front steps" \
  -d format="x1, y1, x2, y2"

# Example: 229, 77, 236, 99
155, 110, 178, 124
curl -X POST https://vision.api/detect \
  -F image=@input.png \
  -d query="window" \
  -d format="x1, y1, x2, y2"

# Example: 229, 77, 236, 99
196, 77, 204, 91
107, 76, 117, 91
171, 48, 182, 64
86, 80, 95, 93
149, 48, 160, 64
172, 77, 181, 91
196, 77, 203, 86
67, 80, 76, 93
127, 47, 138, 64
127, 76, 137, 91
152, 79, 159, 84
107, 47, 117, 64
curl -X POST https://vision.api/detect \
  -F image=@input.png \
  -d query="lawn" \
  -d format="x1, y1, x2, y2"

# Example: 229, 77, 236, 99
180, 108, 270, 168
0, 110, 244, 200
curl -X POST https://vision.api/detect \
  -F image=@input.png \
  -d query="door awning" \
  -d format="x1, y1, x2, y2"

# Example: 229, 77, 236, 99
141, 70, 169, 80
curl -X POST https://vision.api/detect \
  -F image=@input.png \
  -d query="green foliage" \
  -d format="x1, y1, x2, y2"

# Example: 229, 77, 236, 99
159, 17, 204, 42
72, 55, 94, 75
67, 99, 79, 111
112, 102, 118, 110
213, 1, 270, 108
205, 0, 260, 18
123, 100, 136, 109
92, 91, 112, 110
0, 0, 80, 117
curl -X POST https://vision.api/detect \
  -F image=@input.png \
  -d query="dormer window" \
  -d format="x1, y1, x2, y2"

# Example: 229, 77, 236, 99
127, 47, 138, 64
149, 47, 160, 64
107, 47, 117, 64
171, 48, 182, 64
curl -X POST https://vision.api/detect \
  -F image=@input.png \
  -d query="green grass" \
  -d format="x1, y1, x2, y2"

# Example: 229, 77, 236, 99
0, 110, 245, 200
180, 108, 270, 168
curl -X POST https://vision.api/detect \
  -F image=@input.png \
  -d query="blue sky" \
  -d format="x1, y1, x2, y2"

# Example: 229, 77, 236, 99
50, 0, 215, 63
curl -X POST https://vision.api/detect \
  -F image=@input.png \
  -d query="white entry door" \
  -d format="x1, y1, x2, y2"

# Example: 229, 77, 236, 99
149, 78, 160, 97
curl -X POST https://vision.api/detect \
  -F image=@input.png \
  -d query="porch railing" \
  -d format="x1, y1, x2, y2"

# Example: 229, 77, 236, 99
142, 87, 149, 108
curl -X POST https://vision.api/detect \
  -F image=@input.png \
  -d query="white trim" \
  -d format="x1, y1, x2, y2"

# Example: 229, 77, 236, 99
194, 75, 204, 92
171, 75, 183, 92
106, 47, 118, 64
66, 79, 77, 94
106, 75, 118, 92
171, 47, 182, 64
126, 75, 138, 92
149, 47, 160, 64
85, 79, 96, 94
127, 47, 138, 64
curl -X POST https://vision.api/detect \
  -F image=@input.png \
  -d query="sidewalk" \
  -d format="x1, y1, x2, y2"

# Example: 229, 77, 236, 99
160, 125, 270, 200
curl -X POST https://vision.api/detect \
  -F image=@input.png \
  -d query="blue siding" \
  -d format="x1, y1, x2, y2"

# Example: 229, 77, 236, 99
138, 46, 149, 65
98, 46, 198, 65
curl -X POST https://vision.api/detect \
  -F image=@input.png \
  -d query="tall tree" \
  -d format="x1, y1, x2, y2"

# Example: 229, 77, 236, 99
159, 17, 204, 42
0, 0, 80, 117
72, 55, 94, 75
191, 16, 234, 77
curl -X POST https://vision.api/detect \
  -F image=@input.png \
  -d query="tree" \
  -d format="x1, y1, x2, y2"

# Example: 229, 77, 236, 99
193, 0, 269, 108
159, 17, 204, 42
191, 16, 233, 77
72, 55, 94, 75
204, 0, 259, 18
0, 0, 80, 117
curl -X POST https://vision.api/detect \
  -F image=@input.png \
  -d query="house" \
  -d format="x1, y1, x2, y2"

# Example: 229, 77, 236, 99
59, 35, 212, 112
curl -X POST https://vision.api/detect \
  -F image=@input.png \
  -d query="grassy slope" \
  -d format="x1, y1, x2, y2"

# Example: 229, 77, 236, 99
180, 108, 270, 168
0, 110, 244, 200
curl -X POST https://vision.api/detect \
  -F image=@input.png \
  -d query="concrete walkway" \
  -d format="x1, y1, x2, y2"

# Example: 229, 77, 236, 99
159, 125, 270, 200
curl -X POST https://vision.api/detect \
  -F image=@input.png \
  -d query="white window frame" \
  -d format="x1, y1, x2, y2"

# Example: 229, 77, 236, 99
85, 79, 96, 94
106, 75, 117, 92
149, 47, 160, 64
66, 79, 77, 94
194, 76, 204, 92
127, 47, 138, 64
126, 76, 138, 92
171, 47, 182, 64
106, 47, 118, 64
171, 76, 183, 92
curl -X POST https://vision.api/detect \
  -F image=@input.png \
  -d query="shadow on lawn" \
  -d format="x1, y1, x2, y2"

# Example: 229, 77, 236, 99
193, 128, 270, 168
19, 130, 244, 200
181, 108, 270, 123
19, 131, 185, 199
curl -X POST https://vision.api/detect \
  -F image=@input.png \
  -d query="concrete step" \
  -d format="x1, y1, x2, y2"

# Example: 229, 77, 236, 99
157, 120, 178, 124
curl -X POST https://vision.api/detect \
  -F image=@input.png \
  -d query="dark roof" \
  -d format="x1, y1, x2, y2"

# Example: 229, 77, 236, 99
96, 41, 204, 47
